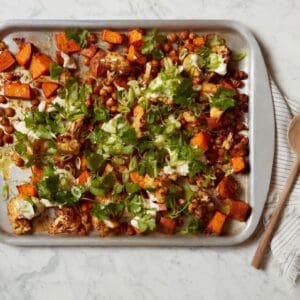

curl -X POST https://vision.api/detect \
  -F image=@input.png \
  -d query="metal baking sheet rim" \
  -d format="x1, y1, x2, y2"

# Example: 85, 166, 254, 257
0, 19, 275, 247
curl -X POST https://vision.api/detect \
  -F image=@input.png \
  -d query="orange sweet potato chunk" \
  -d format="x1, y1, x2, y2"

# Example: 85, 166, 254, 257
228, 200, 251, 222
207, 211, 226, 235
41, 82, 59, 98
101, 29, 123, 44
128, 29, 143, 45
29, 53, 52, 80
0, 50, 16, 72
17, 184, 38, 197
55, 33, 81, 53
159, 217, 176, 234
77, 170, 90, 185
16, 43, 32, 66
216, 175, 239, 199
190, 132, 210, 151
231, 156, 246, 173
4, 82, 31, 99
31, 165, 43, 184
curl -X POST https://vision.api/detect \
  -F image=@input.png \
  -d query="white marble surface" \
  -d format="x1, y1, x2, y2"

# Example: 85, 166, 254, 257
0, 0, 300, 299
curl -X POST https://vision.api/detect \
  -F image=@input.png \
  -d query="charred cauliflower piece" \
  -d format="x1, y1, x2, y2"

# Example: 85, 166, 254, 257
92, 216, 110, 237
7, 195, 43, 235
101, 52, 130, 74
48, 206, 81, 234
57, 138, 81, 155
211, 45, 230, 63
12, 219, 32, 235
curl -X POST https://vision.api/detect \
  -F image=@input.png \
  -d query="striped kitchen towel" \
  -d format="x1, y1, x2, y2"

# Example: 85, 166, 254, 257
264, 79, 300, 285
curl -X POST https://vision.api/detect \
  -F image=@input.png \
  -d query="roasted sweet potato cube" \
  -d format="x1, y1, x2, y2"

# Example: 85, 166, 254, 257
80, 44, 98, 58
41, 82, 59, 98
193, 36, 205, 47
55, 33, 81, 53
101, 29, 123, 44
207, 211, 226, 235
29, 53, 52, 79
228, 200, 251, 222
89, 51, 107, 77
31, 165, 43, 184
231, 156, 246, 173
127, 45, 136, 62
4, 82, 31, 99
190, 132, 210, 151
17, 184, 38, 197
0, 50, 16, 72
16, 43, 32, 66
128, 29, 143, 45
77, 170, 90, 185
159, 217, 176, 234
216, 175, 239, 198
206, 117, 221, 130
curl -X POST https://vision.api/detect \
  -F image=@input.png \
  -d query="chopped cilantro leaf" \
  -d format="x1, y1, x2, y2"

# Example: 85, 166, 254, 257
92, 202, 125, 221
50, 63, 63, 80
90, 172, 116, 196
65, 28, 90, 48
211, 87, 236, 111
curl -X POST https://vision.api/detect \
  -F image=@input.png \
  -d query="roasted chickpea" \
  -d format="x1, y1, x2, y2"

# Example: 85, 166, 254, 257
99, 88, 107, 96
106, 98, 114, 107
163, 43, 171, 53
151, 59, 159, 68
4, 125, 14, 134
179, 31, 189, 40
0, 95, 7, 104
0, 41, 7, 51
106, 86, 113, 94
93, 84, 102, 94
4, 107, 15, 117
189, 32, 196, 40
31, 99, 40, 107
0, 117, 10, 126
14, 156, 24, 167
0, 128, 4, 138
3, 134, 13, 144
83, 57, 90, 66
0, 107, 5, 116
122, 46, 129, 54
110, 105, 118, 113
111, 92, 118, 100
0, 138, 4, 147
167, 32, 178, 43
32, 81, 41, 88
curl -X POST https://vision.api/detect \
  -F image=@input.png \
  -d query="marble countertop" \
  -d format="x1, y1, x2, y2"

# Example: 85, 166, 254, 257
1, 0, 300, 299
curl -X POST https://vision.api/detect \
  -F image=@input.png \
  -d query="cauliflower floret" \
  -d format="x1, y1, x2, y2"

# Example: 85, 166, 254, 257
101, 52, 130, 74
211, 45, 230, 63
132, 105, 144, 138
92, 216, 110, 237
57, 138, 81, 155
7, 195, 42, 235
48, 206, 81, 234
12, 219, 32, 235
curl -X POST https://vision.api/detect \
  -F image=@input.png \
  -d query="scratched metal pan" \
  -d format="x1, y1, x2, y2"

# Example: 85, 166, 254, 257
0, 20, 274, 246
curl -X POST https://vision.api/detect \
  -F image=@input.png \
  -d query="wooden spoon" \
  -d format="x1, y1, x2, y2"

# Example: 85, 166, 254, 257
251, 115, 300, 269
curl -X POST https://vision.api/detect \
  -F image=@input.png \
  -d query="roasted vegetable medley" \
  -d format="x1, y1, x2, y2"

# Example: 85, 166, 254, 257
0, 28, 250, 237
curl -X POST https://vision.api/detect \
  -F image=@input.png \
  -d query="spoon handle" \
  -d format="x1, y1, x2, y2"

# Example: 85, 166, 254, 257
251, 157, 300, 269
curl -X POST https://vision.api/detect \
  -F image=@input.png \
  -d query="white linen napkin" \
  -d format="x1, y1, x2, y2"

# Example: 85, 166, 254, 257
264, 79, 300, 284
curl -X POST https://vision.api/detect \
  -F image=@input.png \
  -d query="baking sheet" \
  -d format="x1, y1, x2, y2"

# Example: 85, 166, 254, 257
0, 20, 274, 246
